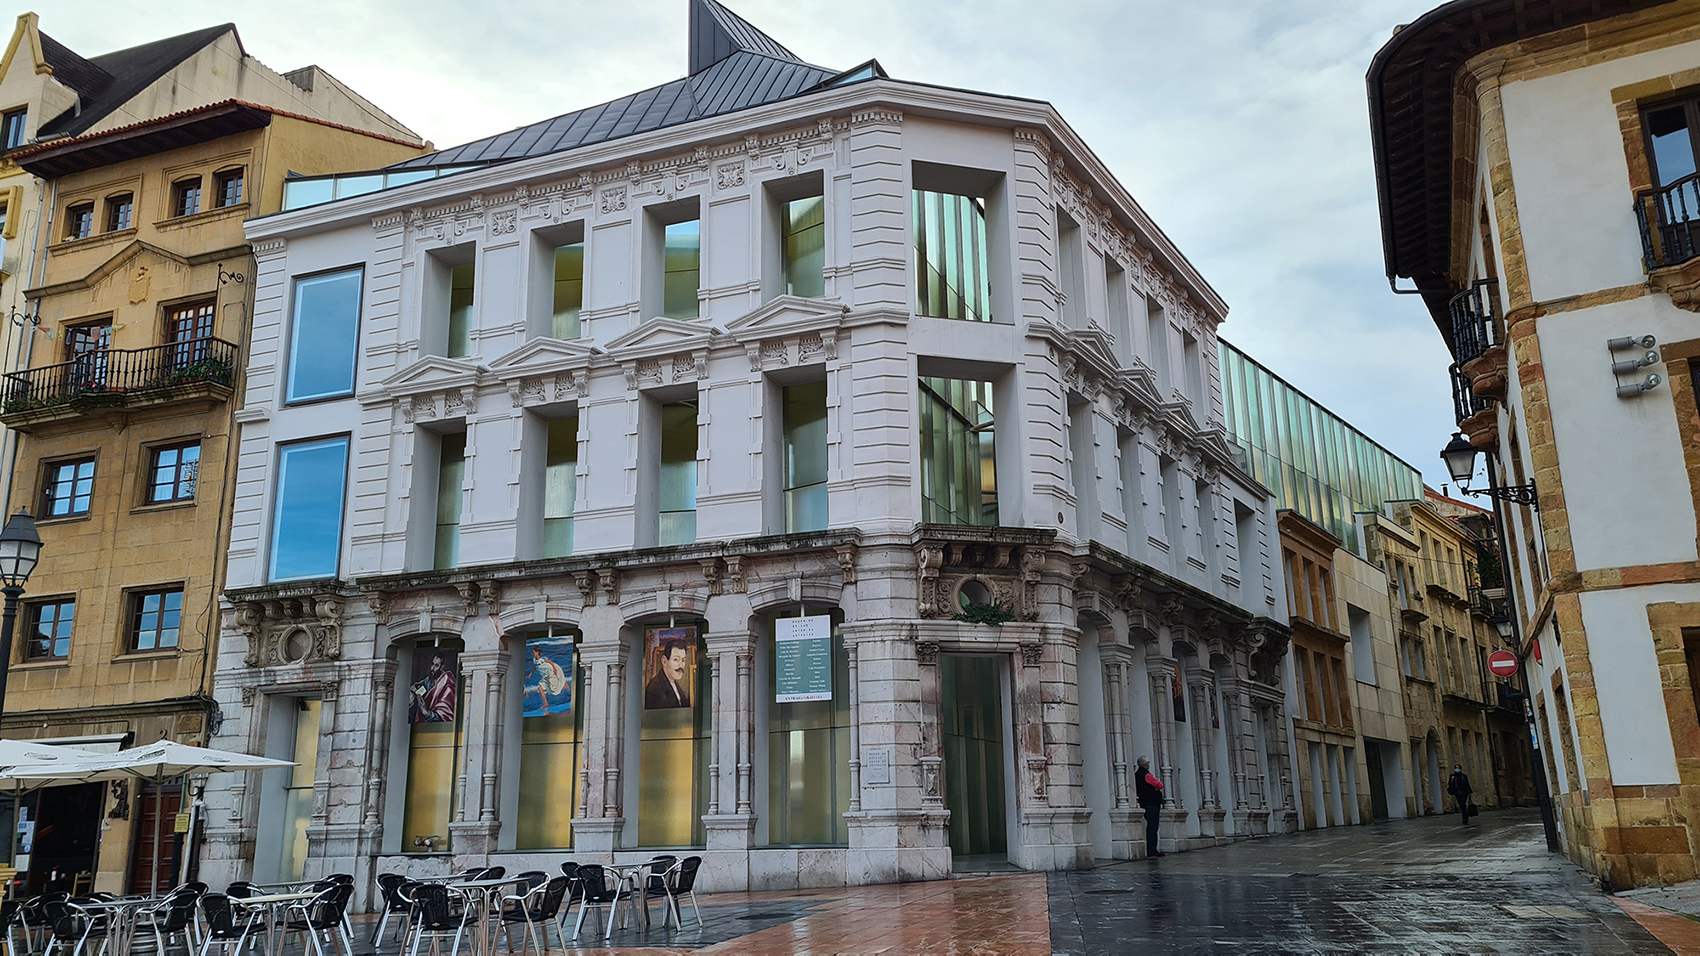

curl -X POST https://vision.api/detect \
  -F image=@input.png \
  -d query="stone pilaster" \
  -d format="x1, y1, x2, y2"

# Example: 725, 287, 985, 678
570, 602, 627, 853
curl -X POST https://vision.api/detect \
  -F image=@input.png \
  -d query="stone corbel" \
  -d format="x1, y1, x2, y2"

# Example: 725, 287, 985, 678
915, 640, 941, 666
835, 543, 858, 584
574, 571, 596, 608
1027, 756, 1050, 803
597, 567, 620, 606
366, 591, 391, 626
916, 545, 945, 618
700, 558, 722, 597
1019, 642, 1044, 668
723, 555, 745, 594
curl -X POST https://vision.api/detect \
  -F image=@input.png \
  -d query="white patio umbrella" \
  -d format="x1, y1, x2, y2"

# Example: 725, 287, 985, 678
0, 739, 103, 891
5, 741, 294, 894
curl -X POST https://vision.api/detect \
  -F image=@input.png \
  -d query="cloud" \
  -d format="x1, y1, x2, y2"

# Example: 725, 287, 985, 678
42, 0, 1456, 484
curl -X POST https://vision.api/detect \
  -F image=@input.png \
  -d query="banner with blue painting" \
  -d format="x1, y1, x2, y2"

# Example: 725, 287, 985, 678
523, 635, 575, 718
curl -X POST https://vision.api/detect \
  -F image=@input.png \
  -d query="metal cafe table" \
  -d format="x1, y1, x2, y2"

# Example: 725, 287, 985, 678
79, 894, 162, 954
447, 875, 524, 955
604, 861, 659, 935
236, 888, 318, 953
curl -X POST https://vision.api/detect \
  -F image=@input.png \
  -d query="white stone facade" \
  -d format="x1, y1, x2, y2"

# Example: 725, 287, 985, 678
202, 76, 1293, 901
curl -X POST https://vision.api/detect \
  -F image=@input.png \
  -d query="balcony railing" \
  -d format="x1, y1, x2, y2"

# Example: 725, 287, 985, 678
1636, 173, 1700, 270
1, 336, 237, 419
1450, 362, 1488, 425
1447, 279, 1500, 364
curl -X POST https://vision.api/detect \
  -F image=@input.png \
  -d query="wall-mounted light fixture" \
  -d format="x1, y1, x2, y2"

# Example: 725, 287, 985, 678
1609, 334, 1662, 399
1440, 432, 1539, 507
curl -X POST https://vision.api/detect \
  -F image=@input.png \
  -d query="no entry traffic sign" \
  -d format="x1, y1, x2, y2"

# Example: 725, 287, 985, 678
1488, 649, 1519, 678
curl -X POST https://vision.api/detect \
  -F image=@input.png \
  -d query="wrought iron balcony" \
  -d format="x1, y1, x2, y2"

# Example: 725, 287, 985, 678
1636, 174, 1700, 270
1450, 362, 1489, 426
1447, 279, 1500, 364
1, 336, 238, 427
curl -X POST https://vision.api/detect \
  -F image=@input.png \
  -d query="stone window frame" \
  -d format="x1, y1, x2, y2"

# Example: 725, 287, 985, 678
1611, 69, 1700, 307
1661, 339, 1700, 558
20, 594, 76, 662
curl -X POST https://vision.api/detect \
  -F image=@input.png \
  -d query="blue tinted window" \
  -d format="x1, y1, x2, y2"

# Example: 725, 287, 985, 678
286, 269, 363, 403
269, 437, 350, 581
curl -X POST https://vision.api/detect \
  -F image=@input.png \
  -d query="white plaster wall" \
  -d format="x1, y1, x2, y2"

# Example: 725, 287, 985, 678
1581, 583, 1700, 786
1539, 296, 1698, 570
1500, 37, 1700, 302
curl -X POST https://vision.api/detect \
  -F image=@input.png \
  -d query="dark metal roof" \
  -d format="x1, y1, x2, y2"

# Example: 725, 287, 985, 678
17, 100, 273, 178
36, 24, 235, 139
1365, 0, 1677, 325
391, 0, 842, 173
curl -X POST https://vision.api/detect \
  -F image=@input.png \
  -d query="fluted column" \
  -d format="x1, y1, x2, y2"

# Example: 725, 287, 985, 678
735, 647, 754, 815
1146, 659, 1180, 809
363, 670, 396, 830
1188, 675, 1218, 810
847, 641, 863, 812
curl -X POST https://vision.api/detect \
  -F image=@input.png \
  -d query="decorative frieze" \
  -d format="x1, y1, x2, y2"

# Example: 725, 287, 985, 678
233, 594, 346, 668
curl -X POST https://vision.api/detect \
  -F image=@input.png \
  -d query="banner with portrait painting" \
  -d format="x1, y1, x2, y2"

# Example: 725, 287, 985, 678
523, 636, 574, 718
643, 626, 697, 710
409, 646, 460, 724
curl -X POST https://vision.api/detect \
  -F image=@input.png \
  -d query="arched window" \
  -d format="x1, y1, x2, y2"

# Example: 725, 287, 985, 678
513, 628, 584, 849
401, 636, 466, 853
171, 177, 202, 217
634, 621, 711, 847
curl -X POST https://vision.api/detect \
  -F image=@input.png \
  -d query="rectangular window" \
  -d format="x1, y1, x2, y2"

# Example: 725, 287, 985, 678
1056, 209, 1086, 328
1105, 259, 1131, 362
1, 107, 25, 150
65, 202, 94, 241
782, 195, 825, 298
172, 178, 201, 218
22, 598, 73, 660
127, 587, 183, 652
42, 457, 95, 518
913, 189, 991, 322
447, 263, 475, 358
1349, 605, 1375, 685
766, 623, 850, 846
106, 193, 133, 232
65, 321, 112, 389
1069, 402, 1098, 539
918, 376, 997, 526
1146, 301, 1170, 390
1120, 433, 1145, 555
659, 403, 698, 545
434, 433, 466, 569
1183, 330, 1204, 407
269, 436, 349, 581
146, 441, 200, 504
517, 638, 584, 848
1160, 455, 1182, 552
286, 268, 363, 403
166, 299, 216, 368
551, 242, 584, 339
543, 418, 576, 558
783, 381, 828, 532
214, 168, 244, 208
1645, 97, 1700, 190
663, 219, 701, 319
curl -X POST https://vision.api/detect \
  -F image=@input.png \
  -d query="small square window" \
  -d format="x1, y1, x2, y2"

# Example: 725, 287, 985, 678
42, 457, 95, 518
214, 168, 243, 208
146, 442, 200, 504
65, 202, 94, 241
22, 599, 74, 660
106, 193, 133, 232
172, 178, 202, 218
2, 108, 26, 150
128, 587, 183, 652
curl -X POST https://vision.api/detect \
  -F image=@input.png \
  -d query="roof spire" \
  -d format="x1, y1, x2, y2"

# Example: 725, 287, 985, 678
688, 0, 802, 75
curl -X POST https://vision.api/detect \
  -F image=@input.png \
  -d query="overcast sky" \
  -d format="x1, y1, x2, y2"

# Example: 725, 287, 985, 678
45, 0, 1458, 488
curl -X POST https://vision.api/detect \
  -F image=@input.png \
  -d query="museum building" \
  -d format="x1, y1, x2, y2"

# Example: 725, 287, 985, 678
200, 0, 1294, 897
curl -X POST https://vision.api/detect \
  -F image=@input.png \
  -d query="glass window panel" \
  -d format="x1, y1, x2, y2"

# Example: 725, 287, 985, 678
918, 376, 997, 526
447, 263, 475, 358
662, 220, 701, 319
332, 174, 383, 199
543, 417, 577, 558
24, 599, 74, 659
912, 189, 991, 322
783, 196, 826, 298
637, 628, 711, 847
402, 648, 465, 853
435, 434, 466, 569
1647, 104, 1698, 187
281, 698, 321, 880
765, 622, 849, 846
286, 269, 363, 402
517, 649, 584, 849
269, 437, 349, 581
147, 442, 200, 504
283, 178, 334, 210
659, 403, 697, 546
783, 381, 828, 532
552, 243, 584, 339
43, 457, 95, 517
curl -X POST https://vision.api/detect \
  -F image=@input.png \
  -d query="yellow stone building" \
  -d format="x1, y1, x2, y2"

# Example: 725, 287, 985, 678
0, 30, 421, 891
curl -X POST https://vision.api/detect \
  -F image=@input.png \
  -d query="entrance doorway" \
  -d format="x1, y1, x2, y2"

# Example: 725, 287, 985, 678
25, 783, 102, 894
128, 782, 183, 894
940, 654, 1010, 864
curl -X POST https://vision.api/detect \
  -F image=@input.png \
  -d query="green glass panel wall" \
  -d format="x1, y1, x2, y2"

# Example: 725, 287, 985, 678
765, 624, 851, 846
434, 433, 465, 570
783, 381, 828, 532
1218, 342, 1421, 552
663, 220, 701, 319
281, 699, 321, 880
940, 655, 1007, 857
783, 196, 826, 298
918, 377, 997, 526
637, 629, 712, 847
659, 402, 697, 545
552, 243, 584, 339
543, 418, 576, 557
448, 263, 474, 357
912, 190, 992, 322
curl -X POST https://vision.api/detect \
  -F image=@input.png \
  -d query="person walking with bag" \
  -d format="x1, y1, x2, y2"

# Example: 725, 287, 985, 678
1136, 756, 1166, 858
1447, 763, 1475, 825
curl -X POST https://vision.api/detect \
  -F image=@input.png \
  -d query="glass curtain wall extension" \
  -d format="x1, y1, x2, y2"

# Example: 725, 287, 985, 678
913, 190, 992, 322
918, 377, 998, 526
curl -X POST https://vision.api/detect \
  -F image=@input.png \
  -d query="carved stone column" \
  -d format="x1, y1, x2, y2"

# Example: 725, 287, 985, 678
1146, 661, 1180, 810
1187, 675, 1219, 811
847, 641, 862, 813
570, 603, 627, 853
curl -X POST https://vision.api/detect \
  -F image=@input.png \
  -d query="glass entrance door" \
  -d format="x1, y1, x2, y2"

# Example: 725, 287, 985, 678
281, 699, 323, 880
940, 654, 1008, 860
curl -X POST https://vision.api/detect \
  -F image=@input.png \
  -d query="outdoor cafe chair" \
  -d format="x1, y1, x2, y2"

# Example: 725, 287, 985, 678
309, 876, 356, 938
39, 898, 106, 956
496, 875, 569, 954
371, 875, 416, 948
669, 857, 704, 929
223, 882, 256, 900
513, 871, 547, 892
19, 892, 66, 953
403, 883, 472, 956
139, 890, 198, 955
553, 864, 579, 941
279, 883, 354, 956
196, 893, 260, 956
567, 865, 624, 942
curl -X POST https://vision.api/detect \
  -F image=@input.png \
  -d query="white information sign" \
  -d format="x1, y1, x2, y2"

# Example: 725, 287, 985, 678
774, 615, 833, 703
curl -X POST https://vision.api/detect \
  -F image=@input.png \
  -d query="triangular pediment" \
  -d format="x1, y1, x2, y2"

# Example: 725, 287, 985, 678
27, 240, 196, 299
1072, 326, 1120, 370
1163, 398, 1202, 437
379, 354, 486, 396
487, 336, 600, 380
724, 295, 848, 344
602, 316, 720, 361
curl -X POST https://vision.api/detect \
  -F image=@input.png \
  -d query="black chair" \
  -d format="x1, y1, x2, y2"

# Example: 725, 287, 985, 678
39, 898, 105, 956
568, 865, 623, 941
669, 857, 704, 929
198, 893, 260, 956
497, 875, 569, 954
370, 874, 416, 947
554, 864, 580, 940
476, 866, 506, 881
141, 891, 198, 955
224, 882, 257, 900
513, 871, 547, 892
279, 883, 353, 956
403, 884, 471, 956
20, 892, 66, 953
641, 856, 677, 928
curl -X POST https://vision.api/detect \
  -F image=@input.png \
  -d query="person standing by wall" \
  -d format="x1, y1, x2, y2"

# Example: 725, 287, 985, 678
1448, 763, 1475, 825
1136, 756, 1166, 858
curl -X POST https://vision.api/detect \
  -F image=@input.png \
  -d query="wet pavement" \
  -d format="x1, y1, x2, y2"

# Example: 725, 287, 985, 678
1049, 808, 1665, 955
319, 808, 1667, 953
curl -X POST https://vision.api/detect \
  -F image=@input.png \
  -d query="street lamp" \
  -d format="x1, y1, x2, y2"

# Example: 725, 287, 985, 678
0, 511, 43, 726
1439, 432, 1539, 507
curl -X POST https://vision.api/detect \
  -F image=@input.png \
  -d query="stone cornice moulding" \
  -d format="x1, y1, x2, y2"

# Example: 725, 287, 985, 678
244, 80, 1225, 320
